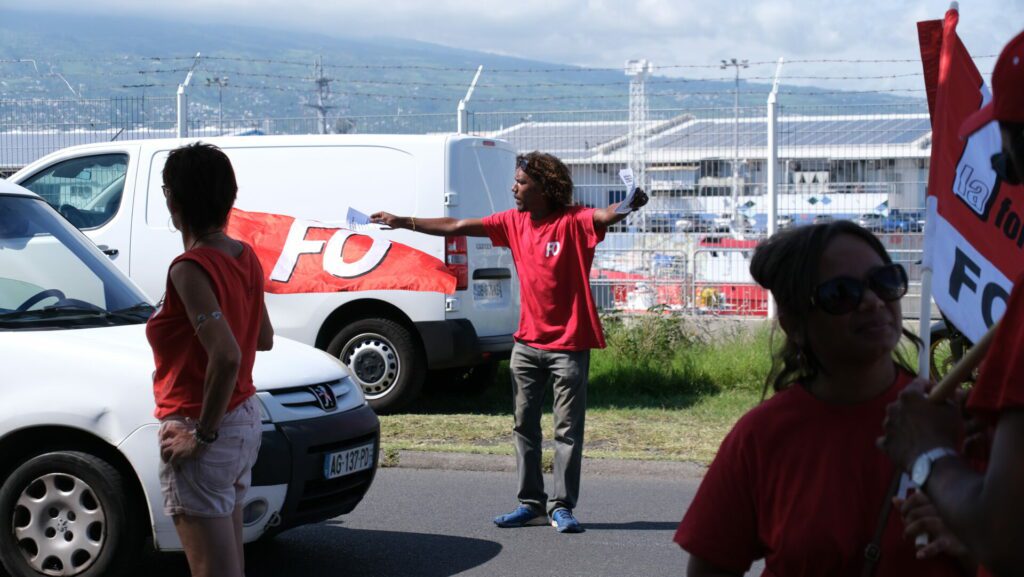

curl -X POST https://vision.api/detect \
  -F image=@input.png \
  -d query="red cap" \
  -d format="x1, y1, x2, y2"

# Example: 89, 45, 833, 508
960, 29, 1024, 139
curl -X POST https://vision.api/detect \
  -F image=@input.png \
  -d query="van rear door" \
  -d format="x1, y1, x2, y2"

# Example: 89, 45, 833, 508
445, 137, 519, 338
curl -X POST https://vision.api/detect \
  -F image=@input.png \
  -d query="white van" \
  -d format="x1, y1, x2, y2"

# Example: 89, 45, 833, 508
0, 180, 379, 576
11, 135, 520, 413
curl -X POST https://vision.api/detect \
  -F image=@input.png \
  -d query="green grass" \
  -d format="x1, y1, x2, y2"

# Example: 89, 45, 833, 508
379, 317, 774, 465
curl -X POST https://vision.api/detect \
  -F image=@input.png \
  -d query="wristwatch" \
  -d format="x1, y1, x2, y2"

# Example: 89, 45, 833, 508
910, 447, 958, 488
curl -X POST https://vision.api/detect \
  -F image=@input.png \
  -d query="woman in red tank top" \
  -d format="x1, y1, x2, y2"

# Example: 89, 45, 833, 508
147, 143, 273, 577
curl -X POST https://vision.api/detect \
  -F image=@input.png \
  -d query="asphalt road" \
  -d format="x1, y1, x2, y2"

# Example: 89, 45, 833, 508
135, 465, 706, 577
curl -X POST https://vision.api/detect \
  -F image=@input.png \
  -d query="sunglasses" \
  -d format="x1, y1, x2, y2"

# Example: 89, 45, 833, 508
516, 157, 530, 171
811, 263, 908, 315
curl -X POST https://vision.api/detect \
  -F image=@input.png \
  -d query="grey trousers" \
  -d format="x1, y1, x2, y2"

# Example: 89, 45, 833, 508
509, 342, 590, 516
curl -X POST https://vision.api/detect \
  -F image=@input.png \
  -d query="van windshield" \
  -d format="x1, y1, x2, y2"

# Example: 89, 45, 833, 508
0, 194, 153, 330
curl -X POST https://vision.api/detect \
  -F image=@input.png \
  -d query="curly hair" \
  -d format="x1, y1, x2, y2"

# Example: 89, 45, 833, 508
517, 151, 574, 208
162, 142, 238, 234
749, 220, 921, 398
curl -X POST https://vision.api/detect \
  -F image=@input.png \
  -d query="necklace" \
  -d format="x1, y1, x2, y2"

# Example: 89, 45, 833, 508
188, 229, 224, 251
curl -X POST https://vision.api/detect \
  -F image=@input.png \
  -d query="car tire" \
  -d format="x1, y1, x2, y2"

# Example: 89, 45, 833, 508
430, 360, 500, 394
0, 451, 141, 577
327, 317, 424, 414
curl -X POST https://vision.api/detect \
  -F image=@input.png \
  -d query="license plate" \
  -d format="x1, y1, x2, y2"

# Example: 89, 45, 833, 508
323, 443, 375, 480
473, 280, 503, 301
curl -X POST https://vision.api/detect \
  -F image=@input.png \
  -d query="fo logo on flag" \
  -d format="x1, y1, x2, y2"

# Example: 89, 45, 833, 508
227, 208, 456, 295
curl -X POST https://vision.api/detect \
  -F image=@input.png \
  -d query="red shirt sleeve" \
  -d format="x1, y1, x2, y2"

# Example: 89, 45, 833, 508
482, 210, 512, 249
967, 277, 1024, 420
674, 419, 762, 573
574, 207, 605, 249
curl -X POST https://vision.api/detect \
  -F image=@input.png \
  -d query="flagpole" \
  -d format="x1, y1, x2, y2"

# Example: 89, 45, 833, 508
917, 269, 933, 380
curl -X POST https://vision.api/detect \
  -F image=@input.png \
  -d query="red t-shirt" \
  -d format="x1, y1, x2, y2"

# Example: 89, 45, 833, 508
482, 206, 606, 351
965, 272, 1024, 577
147, 243, 265, 420
967, 270, 1024, 420
675, 369, 962, 577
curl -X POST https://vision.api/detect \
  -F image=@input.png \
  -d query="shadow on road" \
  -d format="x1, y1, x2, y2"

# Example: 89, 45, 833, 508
133, 522, 502, 577
582, 521, 680, 531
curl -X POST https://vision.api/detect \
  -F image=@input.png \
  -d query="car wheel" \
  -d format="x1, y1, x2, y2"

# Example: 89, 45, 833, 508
0, 451, 141, 577
430, 360, 500, 394
327, 317, 424, 414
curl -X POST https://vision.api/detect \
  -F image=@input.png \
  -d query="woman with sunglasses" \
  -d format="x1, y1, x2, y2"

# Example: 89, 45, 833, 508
675, 221, 969, 576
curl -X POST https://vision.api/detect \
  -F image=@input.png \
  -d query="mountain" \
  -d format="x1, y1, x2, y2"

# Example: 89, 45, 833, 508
0, 9, 923, 132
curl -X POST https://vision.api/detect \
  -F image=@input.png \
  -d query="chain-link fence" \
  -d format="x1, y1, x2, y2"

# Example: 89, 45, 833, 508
1, 96, 935, 318
466, 102, 933, 318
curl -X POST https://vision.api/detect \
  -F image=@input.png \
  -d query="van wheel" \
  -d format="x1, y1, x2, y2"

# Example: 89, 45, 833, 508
327, 318, 424, 414
0, 451, 141, 577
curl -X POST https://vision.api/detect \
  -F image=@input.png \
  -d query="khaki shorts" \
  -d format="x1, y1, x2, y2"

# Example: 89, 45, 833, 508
158, 396, 262, 518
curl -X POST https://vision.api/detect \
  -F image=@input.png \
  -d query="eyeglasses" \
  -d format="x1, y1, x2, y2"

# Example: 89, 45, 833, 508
811, 263, 908, 315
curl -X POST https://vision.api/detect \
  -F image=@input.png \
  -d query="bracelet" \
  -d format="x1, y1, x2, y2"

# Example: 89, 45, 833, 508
193, 311, 223, 335
410, 216, 416, 231
192, 426, 219, 446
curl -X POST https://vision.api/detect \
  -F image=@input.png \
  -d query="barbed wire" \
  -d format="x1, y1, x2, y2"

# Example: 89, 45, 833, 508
8, 53, 999, 73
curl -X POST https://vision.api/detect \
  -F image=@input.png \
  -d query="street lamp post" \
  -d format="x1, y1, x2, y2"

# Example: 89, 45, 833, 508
721, 58, 748, 232
205, 76, 229, 134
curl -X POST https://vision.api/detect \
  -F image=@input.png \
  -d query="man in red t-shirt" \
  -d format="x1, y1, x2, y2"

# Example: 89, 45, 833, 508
880, 29, 1024, 576
373, 151, 647, 533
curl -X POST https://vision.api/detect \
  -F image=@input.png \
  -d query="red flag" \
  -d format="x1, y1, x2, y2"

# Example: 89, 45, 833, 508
920, 8, 1024, 342
227, 207, 456, 294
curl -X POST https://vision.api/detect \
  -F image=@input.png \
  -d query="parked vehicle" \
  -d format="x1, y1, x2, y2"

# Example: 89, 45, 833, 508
0, 180, 379, 577
674, 214, 712, 233
712, 213, 753, 233
883, 209, 925, 233
854, 212, 886, 232
11, 134, 520, 413
776, 214, 795, 230
812, 214, 834, 225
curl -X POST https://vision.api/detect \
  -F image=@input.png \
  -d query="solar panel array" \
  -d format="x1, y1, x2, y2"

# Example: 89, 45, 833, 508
497, 115, 931, 157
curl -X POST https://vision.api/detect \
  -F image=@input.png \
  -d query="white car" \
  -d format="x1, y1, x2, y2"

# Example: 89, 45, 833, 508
0, 180, 379, 577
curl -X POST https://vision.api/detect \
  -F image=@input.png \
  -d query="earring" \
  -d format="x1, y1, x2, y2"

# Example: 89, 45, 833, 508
167, 215, 178, 233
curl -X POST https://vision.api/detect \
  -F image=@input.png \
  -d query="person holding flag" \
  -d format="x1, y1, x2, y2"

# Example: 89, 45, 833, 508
371, 151, 647, 534
880, 29, 1024, 577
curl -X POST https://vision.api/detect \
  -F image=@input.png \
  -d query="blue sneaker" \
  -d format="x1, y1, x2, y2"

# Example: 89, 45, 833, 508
494, 505, 546, 528
550, 508, 584, 533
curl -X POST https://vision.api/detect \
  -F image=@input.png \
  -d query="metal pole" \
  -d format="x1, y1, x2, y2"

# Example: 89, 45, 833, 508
457, 65, 484, 134
721, 58, 748, 232
766, 57, 784, 319
177, 52, 201, 138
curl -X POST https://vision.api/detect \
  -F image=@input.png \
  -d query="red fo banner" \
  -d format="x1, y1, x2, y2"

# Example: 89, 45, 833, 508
226, 208, 456, 294
919, 9, 1024, 342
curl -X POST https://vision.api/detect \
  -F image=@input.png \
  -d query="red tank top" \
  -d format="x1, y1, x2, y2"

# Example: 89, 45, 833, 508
147, 242, 265, 419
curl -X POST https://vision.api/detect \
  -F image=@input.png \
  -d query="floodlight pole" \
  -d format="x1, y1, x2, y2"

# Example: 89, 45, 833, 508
177, 52, 201, 138
457, 65, 484, 134
766, 57, 784, 319
722, 58, 748, 232
206, 76, 229, 134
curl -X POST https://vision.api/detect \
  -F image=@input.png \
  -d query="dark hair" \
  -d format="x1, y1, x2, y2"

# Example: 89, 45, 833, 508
162, 142, 238, 233
749, 221, 921, 397
516, 151, 574, 208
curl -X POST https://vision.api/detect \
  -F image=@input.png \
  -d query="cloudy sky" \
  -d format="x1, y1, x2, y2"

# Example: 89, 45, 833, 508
15, 0, 1021, 90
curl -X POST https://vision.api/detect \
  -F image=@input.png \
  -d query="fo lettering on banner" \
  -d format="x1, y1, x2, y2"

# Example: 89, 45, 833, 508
227, 208, 457, 294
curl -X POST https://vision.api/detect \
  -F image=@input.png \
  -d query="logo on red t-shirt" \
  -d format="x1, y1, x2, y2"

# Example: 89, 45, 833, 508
545, 241, 561, 258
